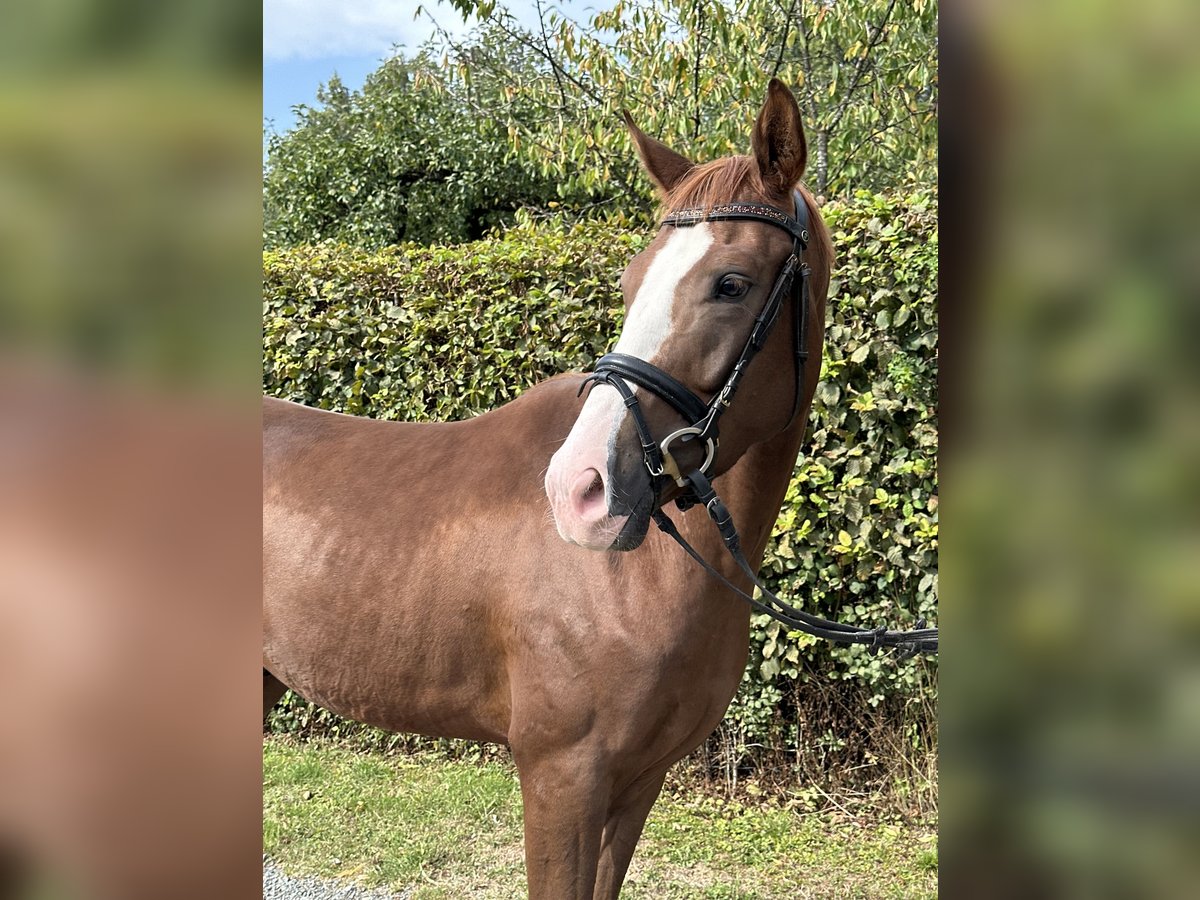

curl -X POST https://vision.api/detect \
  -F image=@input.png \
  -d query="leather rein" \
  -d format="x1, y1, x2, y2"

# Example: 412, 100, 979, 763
581, 192, 938, 658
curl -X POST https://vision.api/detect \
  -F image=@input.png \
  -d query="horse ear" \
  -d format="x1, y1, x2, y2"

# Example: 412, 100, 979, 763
622, 110, 695, 195
751, 78, 807, 193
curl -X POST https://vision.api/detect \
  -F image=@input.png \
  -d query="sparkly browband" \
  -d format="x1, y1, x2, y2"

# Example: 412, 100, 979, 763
660, 201, 810, 247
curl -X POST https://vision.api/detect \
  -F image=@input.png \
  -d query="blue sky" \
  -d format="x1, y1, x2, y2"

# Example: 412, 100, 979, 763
263, 0, 473, 136
263, 1, 588, 139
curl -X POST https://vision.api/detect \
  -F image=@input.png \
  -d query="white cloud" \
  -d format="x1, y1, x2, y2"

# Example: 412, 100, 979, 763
263, 0, 472, 61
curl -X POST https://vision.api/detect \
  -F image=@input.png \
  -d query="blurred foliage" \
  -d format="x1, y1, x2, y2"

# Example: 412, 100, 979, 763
264, 189, 938, 801
0, 2, 260, 390
939, 1, 1200, 893
263, 0, 938, 247
0, 0, 259, 75
0, 84, 260, 386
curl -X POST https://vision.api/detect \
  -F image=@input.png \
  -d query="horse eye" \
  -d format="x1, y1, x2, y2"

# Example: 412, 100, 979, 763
716, 275, 750, 299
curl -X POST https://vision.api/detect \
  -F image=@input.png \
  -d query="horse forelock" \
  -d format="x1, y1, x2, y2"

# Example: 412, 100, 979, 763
661, 156, 766, 216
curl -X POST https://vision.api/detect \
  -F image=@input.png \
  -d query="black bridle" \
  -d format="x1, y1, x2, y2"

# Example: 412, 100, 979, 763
582, 195, 812, 485
581, 192, 938, 658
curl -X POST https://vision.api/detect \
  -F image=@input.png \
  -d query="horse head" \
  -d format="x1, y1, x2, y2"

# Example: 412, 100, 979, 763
546, 79, 821, 551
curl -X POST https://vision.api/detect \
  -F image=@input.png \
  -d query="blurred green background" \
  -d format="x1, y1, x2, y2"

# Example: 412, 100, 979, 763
940, 1, 1200, 896
0, 0, 260, 387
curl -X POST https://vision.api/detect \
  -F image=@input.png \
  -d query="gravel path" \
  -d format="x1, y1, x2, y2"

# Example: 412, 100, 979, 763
263, 859, 411, 900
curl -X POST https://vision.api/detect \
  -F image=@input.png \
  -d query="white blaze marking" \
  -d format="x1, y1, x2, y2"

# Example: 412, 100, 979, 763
549, 225, 716, 523
584, 224, 715, 452
615, 224, 714, 359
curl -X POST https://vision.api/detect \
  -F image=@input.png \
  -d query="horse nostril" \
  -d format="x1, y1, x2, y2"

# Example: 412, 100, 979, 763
568, 467, 608, 520
582, 471, 604, 502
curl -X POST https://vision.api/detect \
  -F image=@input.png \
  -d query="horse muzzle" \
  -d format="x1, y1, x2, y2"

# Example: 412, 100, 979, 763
545, 389, 656, 551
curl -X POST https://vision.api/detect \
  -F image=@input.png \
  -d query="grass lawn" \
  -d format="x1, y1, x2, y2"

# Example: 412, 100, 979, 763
263, 736, 937, 899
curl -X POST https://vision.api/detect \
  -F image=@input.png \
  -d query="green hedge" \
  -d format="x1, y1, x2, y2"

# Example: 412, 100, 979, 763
264, 191, 938, 801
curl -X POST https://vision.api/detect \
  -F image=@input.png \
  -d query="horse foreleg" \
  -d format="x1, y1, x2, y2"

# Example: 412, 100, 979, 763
262, 669, 288, 721
514, 750, 610, 900
592, 767, 669, 899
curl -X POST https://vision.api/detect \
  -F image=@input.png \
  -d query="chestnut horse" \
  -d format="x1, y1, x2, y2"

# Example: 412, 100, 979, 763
264, 80, 832, 898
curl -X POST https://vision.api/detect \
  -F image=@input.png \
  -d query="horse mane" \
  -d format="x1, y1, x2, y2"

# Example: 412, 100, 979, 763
662, 155, 835, 273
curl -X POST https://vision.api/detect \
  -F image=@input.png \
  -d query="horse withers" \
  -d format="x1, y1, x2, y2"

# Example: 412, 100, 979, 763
263, 79, 832, 899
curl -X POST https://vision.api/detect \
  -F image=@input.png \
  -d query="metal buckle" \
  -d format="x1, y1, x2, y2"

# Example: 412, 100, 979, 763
644, 454, 665, 478
659, 426, 717, 486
